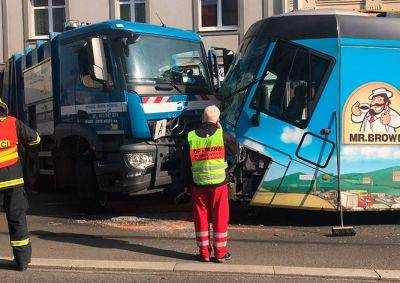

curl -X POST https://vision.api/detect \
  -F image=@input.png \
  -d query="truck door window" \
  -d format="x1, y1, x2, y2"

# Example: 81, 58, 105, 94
78, 39, 114, 89
251, 40, 333, 128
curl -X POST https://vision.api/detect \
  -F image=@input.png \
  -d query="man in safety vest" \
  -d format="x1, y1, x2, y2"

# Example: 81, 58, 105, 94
0, 99, 40, 271
183, 105, 239, 263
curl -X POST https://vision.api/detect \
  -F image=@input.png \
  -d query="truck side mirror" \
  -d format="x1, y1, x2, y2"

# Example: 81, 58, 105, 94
208, 48, 220, 90
222, 49, 235, 74
87, 37, 109, 83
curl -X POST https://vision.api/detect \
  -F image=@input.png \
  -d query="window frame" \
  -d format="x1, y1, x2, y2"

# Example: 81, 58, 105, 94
32, 0, 66, 37
250, 39, 336, 129
77, 37, 115, 91
198, 0, 239, 32
118, 0, 146, 23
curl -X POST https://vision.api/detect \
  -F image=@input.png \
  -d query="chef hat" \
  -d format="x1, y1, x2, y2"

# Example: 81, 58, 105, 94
369, 88, 393, 100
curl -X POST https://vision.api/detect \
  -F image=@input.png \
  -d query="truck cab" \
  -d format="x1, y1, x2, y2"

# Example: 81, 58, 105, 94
2, 20, 219, 211
220, 9, 400, 211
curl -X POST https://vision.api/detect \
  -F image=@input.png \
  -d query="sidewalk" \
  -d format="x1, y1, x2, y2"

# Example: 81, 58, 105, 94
1, 257, 399, 281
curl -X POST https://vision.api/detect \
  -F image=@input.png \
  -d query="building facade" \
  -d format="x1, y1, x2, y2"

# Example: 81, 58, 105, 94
1, 0, 400, 65
0, 0, 287, 65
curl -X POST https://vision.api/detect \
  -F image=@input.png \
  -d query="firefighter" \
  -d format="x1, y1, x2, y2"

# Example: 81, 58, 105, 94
0, 99, 40, 271
183, 105, 239, 263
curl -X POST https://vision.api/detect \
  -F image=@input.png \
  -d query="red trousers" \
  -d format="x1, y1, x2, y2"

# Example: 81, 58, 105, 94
192, 183, 229, 259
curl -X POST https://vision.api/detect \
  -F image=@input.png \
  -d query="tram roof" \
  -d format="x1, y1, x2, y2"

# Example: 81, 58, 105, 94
247, 9, 400, 41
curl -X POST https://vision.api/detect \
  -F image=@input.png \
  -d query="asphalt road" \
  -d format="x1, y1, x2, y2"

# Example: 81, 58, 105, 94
0, 269, 380, 283
0, 190, 399, 273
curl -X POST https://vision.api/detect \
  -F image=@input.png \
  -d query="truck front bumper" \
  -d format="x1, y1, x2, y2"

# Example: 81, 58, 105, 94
94, 142, 181, 195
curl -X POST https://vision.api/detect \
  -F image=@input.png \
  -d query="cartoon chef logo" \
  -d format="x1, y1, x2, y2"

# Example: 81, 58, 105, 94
343, 83, 400, 144
351, 88, 400, 133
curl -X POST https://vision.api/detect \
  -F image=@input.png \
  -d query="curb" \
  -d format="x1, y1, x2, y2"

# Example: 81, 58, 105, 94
1, 257, 399, 280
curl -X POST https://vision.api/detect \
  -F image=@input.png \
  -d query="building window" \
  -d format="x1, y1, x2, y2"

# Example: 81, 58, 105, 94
33, 0, 66, 36
199, 0, 238, 31
118, 0, 146, 23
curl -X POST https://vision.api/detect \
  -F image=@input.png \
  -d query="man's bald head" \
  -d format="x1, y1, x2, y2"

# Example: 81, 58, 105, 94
202, 105, 221, 124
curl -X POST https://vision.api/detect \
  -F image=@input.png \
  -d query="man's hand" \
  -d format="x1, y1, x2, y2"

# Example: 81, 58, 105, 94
381, 108, 391, 125
351, 101, 361, 116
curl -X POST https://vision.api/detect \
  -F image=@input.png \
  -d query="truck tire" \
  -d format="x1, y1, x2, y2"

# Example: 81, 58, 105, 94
75, 155, 108, 214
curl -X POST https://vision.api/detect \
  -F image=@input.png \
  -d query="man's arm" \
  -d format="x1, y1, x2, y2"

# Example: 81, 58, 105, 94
16, 120, 41, 147
223, 132, 239, 160
181, 139, 193, 189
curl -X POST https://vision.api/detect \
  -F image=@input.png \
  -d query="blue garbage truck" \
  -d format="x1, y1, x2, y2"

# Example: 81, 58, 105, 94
0, 20, 222, 212
220, 9, 400, 212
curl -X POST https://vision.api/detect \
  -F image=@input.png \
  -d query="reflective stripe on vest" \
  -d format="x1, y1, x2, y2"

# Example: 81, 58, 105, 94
0, 116, 19, 169
10, 238, 30, 247
187, 128, 226, 186
0, 178, 24, 189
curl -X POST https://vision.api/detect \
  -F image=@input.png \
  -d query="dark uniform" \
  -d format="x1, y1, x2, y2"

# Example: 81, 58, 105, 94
0, 99, 40, 271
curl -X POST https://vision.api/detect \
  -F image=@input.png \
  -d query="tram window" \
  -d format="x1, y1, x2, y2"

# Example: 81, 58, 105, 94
251, 40, 333, 128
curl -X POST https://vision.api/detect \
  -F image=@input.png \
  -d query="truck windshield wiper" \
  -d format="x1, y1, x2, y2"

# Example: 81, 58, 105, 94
230, 76, 263, 97
155, 80, 182, 93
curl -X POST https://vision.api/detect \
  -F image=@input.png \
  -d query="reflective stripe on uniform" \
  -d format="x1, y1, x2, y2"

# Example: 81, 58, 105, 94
0, 146, 17, 158
196, 240, 210, 247
0, 178, 24, 189
28, 134, 41, 146
0, 151, 18, 164
191, 162, 228, 173
10, 238, 30, 247
213, 232, 228, 238
193, 173, 226, 184
195, 231, 209, 237
213, 241, 227, 247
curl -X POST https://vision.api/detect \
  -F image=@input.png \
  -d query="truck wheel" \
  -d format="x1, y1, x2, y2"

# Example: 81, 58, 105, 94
75, 156, 108, 214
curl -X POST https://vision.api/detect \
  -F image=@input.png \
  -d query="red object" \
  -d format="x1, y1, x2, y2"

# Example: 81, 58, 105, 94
0, 116, 19, 168
192, 183, 229, 259
369, 115, 375, 124
190, 145, 225, 162
141, 95, 221, 104
358, 195, 375, 208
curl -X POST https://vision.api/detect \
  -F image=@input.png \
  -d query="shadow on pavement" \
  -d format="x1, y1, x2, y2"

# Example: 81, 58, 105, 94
0, 259, 17, 271
232, 204, 400, 227
4, 190, 400, 228
32, 230, 197, 261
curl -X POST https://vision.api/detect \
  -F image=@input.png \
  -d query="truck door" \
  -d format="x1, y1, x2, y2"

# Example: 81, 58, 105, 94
72, 36, 126, 134
59, 36, 124, 134
236, 39, 338, 210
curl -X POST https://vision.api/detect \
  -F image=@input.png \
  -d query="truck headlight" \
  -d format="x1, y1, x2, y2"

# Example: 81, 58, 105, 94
125, 153, 154, 170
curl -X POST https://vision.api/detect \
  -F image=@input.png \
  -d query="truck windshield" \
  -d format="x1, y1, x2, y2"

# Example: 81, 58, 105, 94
219, 30, 270, 125
113, 35, 211, 90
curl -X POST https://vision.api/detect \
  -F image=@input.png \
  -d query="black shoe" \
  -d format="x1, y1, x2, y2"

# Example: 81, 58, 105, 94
13, 244, 31, 271
215, 252, 231, 263
16, 261, 29, 271
198, 255, 210, 262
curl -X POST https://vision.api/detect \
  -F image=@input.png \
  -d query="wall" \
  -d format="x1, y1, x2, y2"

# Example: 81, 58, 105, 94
148, 0, 193, 30
68, 0, 110, 23
4, 0, 24, 59
242, 0, 263, 36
